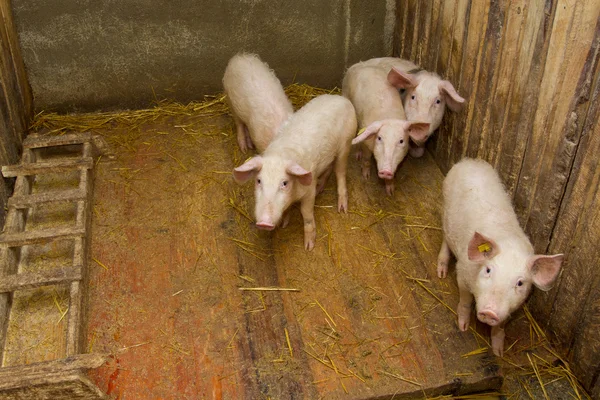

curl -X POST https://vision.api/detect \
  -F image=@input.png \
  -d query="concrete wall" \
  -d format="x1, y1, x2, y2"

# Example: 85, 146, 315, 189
11, 0, 396, 112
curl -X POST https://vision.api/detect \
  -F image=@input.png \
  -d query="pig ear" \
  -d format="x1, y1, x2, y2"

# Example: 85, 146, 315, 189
467, 232, 500, 262
352, 121, 384, 145
406, 122, 431, 145
233, 156, 263, 184
286, 163, 313, 186
528, 254, 564, 291
387, 67, 417, 89
439, 80, 465, 112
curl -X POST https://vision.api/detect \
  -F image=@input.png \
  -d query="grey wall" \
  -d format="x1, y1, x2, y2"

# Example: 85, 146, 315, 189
12, 0, 396, 112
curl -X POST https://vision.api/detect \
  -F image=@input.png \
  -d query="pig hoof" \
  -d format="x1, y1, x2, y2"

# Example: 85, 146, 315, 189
238, 141, 248, 154
362, 167, 371, 180
355, 150, 363, 161
437, 261, 448, 279
281, 213, 290, 229
338, 197, 348, 213
305, 238, 315, 251
385, 182, 395, 196
458, 307, 471, 331
409, 147, 425, 158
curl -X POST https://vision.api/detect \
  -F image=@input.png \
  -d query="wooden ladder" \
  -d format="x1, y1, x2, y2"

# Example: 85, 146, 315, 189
0, 133, 111, 399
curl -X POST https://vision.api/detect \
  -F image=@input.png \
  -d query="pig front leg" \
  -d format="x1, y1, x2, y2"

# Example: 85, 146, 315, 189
491, 324, 506, 357
279, 209, 291, 229
437, 238, 450, 278
300, 189, 317, 251
457, 277, 473, 331
334, 148, 350, 212
360, 143, 372, 180
384, 179, 395, 196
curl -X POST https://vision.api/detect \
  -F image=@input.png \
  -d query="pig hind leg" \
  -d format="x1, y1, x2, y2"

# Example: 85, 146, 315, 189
334, 147, 350, 213
233, 113, 252, 153
300, 188, 317, 251
457, 273, 473, 331
360, 144, 373, 180
437, 238, 451, 278
316, 163, 334, 195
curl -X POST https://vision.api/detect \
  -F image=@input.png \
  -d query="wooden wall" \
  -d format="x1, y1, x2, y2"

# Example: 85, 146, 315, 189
0, 0, 32, 225
394, 0, 600, 396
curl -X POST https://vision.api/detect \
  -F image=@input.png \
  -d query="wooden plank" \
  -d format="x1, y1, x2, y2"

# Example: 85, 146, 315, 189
2, 157, 94, 177
0, 226, 86, 247
8, 188, 87, 208
23, 132, 92, 149
423, 0, 443, 71
394, 0, 408, 59
0, 353, 108, 378
445, 0, 484, 169
0, 266, 82, 293
0, 0, 33, 122
514, 0, 597, 243
0, 373, 107, 399
496, 1, 550, 195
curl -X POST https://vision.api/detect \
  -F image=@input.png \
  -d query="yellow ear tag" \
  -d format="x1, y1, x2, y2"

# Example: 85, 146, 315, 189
356, 127, 366, 137
478, 243, 491, 253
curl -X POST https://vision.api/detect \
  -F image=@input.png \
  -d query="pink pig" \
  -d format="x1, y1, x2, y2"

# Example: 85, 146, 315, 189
223, 53, 293, 153
437, 158, 564, 356
233, 95, 357, 251
359, 57, 465, 158
343, 63, 430, 195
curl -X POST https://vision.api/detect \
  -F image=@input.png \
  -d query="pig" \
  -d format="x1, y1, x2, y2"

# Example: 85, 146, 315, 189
437, 158, 564, 356
358, 57, 465, 158
342, 63, 430, 195
223, 53, 293, 153
232, 95, 357, 251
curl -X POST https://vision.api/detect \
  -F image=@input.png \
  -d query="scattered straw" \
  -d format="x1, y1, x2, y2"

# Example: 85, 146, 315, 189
239, 287, 300, 292
284, 328, 293, 358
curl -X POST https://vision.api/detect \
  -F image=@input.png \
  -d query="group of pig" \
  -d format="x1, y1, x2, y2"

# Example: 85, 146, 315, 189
223, 53, 564, 357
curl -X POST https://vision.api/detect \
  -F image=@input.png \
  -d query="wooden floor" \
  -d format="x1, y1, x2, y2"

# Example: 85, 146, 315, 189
84, 113, 506, 399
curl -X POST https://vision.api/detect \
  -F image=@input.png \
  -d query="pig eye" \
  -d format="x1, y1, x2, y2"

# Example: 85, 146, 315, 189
282, 180, 288, 187
411, 95, 415, 100
485, 266, 491, 274
517, 279, 523, 287
436, 99, 441, 104
399, 139, 404, 144
256, 178, 261, 185
377, 136, 382, 141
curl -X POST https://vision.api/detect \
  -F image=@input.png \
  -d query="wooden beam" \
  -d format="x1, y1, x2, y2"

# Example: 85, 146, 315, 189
0, 266, 82, 293
0, 226, 86, 247
1, 157, 94, 177
8, 188, 87, 208
23, 132, 92, 149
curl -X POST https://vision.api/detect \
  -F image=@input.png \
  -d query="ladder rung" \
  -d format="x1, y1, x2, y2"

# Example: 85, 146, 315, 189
2, 157, 93, 177
0, 226, 86, 247
0, 353, 108, 380
0, 266, 82, 293
8, 189, 87, 209
23, 133, 92, 149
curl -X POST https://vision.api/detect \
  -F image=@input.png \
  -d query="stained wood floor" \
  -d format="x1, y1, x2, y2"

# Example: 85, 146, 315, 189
84, 113, 507, 399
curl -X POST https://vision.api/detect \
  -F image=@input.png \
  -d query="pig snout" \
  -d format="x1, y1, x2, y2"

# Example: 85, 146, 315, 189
256, 220, 275, 231
378, 169, 394, 179
477, 309, 500, 326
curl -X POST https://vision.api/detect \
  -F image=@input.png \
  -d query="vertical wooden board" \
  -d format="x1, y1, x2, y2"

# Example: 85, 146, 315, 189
0, 0, 33, 126
496, 1, 550, 195
402, 0, 418, 62
445, 0, 486, 169
521, 1, 600, 253
514, 0, 585, 236
415, 0, 432, 66
464, 1, 506, 160
480, 1, 526, 166
569, 250, 600, 391
528, 14, 600, 330
423, 0, 442, 71
394, 0, 408, 59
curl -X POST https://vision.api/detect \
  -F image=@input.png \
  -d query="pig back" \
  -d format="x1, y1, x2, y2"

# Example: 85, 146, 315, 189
442, 158, 529, 259
342, 65, 406, 128
356, 57, 419, 73
264, 95, 356, 176
223, 53, 293, 151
